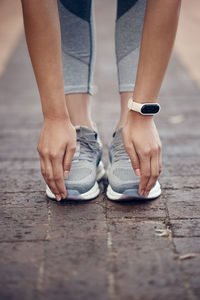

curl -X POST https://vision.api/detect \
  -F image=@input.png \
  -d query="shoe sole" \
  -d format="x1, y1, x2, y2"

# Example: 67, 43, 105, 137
106, 180, 161, 201
46, 161, 105, 201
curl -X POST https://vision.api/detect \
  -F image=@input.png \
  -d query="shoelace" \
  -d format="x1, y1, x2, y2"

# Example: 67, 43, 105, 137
112, 140, 129, 162
74, 136, 100, 162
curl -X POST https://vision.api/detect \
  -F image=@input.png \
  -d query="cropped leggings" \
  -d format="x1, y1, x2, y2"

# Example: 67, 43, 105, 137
58, 0, 146, 95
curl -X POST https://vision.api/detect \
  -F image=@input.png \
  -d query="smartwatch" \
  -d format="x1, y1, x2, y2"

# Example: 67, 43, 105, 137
128, 98, 160, 115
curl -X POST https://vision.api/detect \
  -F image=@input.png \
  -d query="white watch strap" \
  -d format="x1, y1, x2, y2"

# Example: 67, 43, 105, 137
128, 98, 143, 113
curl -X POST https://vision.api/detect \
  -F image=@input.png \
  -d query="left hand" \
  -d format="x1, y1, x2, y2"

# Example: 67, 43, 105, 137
122, 110, 162, 197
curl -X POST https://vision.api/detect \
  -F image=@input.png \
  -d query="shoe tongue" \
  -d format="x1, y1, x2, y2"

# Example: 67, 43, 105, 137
75, 125, 97, 141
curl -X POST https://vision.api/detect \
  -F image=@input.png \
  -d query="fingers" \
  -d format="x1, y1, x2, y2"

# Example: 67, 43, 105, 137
39, 148, 66, 201
43, 156, 61, 201
125, 143, 140, 176
63, 145, 75, 179
139, 144, 161, 198
51, 155, 67, 199
138, 149, 151, 196
143, 151, 159, 197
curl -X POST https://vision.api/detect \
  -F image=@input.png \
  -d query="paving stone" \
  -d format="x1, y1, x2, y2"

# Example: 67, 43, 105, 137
173, 238, 200, 299
173, 237, 200, 255
163, 163, 200, 178
0, 192, 48, 241
107, 219, 187, 300
40, 220, 109, 300
163, 189, 200, 202
0, 169, 44, 192
0, 262, 38, 300
0, 129, 39, 160
0, 160, 45, 192
160, 175, 200, 190
0, 160, 41, 172
0, 241, 45, 264
46, 194, 106, 222
162, 189, 200, 219
106, 196, 166, 219
0, 241, 45, 300
171, 219, 200, 237
167, 201, 200, 219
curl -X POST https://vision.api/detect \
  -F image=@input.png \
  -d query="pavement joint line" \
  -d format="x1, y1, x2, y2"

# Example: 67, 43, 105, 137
104, 194, 117, 300
35, 197, 52, 294
1, 191, 45, 194
170, 218, 200, 221
106, 216, 166, 221
107, 217, 166, 223
162, 187, 200, 191
36, 260, 45, 293
172, 236, 200, 238
45, 201, 52, 241
162, 195, 198, 300
0, 239, 49, 244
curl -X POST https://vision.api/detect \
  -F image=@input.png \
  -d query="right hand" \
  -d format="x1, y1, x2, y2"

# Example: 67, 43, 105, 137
37, 117, 76, 201
122, 111, 162, 198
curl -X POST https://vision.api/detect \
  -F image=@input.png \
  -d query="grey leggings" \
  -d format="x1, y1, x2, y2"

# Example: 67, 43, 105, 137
58, 0, 146, 95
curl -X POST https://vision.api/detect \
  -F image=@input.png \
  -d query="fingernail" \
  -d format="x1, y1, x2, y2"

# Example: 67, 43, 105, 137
135, 169, 141, 176
64, 170, 69, 179
61, 193, 66, 199
56, 195, 61, 201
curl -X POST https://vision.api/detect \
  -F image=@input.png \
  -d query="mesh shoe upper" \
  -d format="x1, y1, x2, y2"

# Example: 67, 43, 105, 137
107, 127, 139, 193
65, 126, 102, 194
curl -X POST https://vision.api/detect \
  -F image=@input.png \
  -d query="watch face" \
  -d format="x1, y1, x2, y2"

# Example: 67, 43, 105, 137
141, 104, 160, 114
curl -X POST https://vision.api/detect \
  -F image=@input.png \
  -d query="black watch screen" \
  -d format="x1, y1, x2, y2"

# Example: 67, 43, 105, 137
141, 104, 160, 114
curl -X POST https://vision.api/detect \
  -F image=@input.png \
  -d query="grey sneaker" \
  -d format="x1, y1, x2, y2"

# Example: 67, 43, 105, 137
106, 128, 161, 201
46, 125, 105, 200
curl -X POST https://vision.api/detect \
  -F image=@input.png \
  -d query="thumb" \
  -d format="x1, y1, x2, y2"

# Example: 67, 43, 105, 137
126, 144, 141, 176
63, 146, 75, 179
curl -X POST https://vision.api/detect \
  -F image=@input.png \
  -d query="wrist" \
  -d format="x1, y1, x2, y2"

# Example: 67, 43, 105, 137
43, 111, 70, 121
127, 110, 154, 122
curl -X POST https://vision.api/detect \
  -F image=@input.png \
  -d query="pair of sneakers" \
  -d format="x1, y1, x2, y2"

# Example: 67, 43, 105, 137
46, 125, 161, 201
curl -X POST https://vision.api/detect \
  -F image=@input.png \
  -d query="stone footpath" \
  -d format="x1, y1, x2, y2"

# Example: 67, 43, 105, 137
0, 1, 200, 299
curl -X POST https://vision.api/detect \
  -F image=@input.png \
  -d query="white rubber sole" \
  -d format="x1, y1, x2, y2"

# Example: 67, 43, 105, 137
46, 160, 105, 201
106, 180, 161, 201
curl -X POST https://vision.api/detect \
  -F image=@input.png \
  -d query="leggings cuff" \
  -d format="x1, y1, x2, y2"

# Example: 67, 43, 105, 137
119, 83, 135, 93
64, 84, 97, 96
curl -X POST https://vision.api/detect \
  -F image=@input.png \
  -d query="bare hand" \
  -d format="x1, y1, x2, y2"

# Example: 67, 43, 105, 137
37, 118, 76, 201
122, 111, 162, 197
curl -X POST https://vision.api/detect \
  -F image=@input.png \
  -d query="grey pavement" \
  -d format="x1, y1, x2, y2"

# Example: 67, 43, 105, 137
0, 1, 200, 300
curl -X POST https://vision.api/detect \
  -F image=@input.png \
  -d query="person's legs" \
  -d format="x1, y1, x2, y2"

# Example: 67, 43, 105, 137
115, 0, 146, 130
58, 0, 96, 129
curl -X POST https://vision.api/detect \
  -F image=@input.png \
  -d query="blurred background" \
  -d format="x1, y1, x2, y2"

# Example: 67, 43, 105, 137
0, 1, 200, 300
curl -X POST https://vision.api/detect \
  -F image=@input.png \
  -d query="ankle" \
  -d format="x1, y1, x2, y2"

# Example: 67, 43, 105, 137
65, 93, 94, 130
116, 92, 133, 131
70, 118, 94, 130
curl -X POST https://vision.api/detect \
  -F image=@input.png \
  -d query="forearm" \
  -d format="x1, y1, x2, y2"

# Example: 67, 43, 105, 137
21, 0, 68, 119
133, 0, 182, 103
